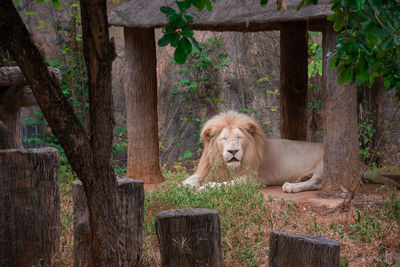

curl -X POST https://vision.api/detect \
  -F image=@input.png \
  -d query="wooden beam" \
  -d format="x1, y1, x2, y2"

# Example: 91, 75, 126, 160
123, 27, 164, 184
280, 22, 308, 141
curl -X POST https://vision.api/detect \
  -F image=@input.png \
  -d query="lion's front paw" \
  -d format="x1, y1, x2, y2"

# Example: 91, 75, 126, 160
197, 182, 218, 191
282, 182, 296, 193
183, 175, 200, 189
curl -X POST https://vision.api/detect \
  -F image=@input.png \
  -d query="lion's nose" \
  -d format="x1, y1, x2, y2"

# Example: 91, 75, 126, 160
228, 149, 239, 156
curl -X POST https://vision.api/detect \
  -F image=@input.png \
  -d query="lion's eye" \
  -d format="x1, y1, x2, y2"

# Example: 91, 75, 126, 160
237, 136, 241, 140
222, 137, 227, 141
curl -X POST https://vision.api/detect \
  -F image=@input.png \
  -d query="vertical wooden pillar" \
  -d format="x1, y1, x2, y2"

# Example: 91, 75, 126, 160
0, 148, 60, 266
123, 27, 164, 184
322, 22, 360, 193
280, 22, 308, 141
73, 178, 144, 266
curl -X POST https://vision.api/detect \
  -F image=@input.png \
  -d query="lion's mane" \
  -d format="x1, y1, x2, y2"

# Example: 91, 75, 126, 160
195, 111, 266, 181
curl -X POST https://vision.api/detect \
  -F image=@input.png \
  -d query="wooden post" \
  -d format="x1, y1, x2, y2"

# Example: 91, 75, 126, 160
156, 208, 223, 267
280, 22, 308, 141
0, 148, 60, 266
123, 27, 164, 184
73, 178, 144, 266
269, 230, 340, 267
0, 66, 61, 149
321, 22, 360, 193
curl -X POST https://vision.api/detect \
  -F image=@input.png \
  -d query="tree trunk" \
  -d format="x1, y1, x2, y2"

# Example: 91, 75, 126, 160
268, 230, 340, 267
124, 27, 164, 184
321, 22, 361, 194
0, 1, 124, 265
156, 208, 223, 267
0, 148, 60, 266
73, 178, 144, 266
280, 22, 308, 141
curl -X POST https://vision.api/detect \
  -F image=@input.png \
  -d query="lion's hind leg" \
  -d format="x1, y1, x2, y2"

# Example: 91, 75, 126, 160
281, 162, 323, 193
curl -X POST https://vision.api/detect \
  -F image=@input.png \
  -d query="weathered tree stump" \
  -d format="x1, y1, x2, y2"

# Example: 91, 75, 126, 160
0, 147, 60, 266
73, 178, 144, 266
269, 230, 340, 267
156, 208, 223, 267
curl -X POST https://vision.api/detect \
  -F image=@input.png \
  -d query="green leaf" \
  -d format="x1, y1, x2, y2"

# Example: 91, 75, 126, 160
355, 0, 365, 10
24, 11, 38, 16
170, 34, 180, 47
184, 14, 194, 23
205, 0, 213, 11
174, 42, 188, 64
381, 37, 393, 51
176, 1, 191, 11
296, 0, 306, 10
260, 0, 269, 6
180, 37, 192, 54
158, 34, 173, 47
190, 37, 201, 52
52, 0, 61, 9
165, 24, 176, 33
168, 13, 181, 23
160, 6, 176, 15
182, 27, 194, 38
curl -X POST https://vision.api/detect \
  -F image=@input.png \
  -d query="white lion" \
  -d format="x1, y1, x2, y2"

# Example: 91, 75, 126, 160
183, 111, 324, 193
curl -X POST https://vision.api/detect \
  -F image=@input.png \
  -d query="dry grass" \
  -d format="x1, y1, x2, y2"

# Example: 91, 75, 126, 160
59, 172, 400, 266
59, 184, 74, 266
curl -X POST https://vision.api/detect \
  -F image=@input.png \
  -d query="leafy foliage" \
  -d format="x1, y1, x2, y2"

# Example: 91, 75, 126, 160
159, 0, 269, 63
327, 0, 400, 100
162, 0, 400, 101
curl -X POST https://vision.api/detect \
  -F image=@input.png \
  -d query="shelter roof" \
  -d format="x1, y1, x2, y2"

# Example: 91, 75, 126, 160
108, 0, 332, 31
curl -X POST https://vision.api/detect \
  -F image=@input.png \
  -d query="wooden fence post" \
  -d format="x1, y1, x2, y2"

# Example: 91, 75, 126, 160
156, 208, 223, 267
73, 178, 144, 266
269, 230, 340, 267
0, 148, 60, 266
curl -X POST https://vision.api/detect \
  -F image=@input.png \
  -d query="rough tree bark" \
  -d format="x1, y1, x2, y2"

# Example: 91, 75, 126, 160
124, 27, 164, 184
321, 22, 361, 194
269, 230, 340, 267
0, 148, 60, 266
280, 22, 308, 141
156, 208, 223, 267
0, 0, 124, 265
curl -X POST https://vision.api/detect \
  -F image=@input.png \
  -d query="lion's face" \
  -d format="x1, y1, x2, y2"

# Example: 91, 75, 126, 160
216, 128, 245, 168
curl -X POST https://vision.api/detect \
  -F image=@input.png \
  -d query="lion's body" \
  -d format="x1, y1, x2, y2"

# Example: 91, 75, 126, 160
183, 111, 324, 193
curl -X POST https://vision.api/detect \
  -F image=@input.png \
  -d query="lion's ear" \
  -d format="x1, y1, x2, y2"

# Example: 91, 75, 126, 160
200, 124, 219, 143
200, 126, 213, 143
246, 122, 258, 136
